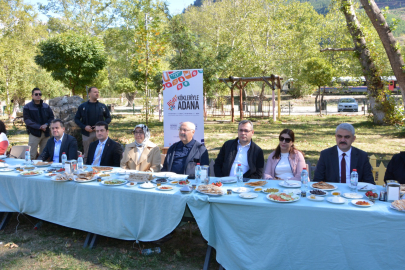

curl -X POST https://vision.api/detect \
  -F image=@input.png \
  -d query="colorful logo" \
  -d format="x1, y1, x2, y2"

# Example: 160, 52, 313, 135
167, 95, 177, 110
162, 70, 201, 91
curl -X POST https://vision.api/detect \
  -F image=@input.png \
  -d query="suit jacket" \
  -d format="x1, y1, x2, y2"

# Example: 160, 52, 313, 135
161, 139, 209, 178
313, 145, 375, 184
214, 138, 264, 179
39, 133, 78, 162
120, 141, 161, 172
85, 137, 123, 167
384, 152, 405, 184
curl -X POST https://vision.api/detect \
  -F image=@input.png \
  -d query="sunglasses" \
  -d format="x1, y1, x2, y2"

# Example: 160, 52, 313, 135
34, 93, 42, 96
279, 136, 292, 143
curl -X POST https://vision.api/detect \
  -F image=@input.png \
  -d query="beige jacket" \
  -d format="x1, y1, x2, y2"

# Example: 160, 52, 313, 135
120, 141, 161, 172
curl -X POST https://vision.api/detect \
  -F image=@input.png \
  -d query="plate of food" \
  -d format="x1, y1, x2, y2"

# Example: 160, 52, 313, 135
152, 178, 169, 184
326, 196, 347, 204
139, 182, 156, 189
20, 170, 43, 177
33, 161, 52, 167
310, 182, 338, 191
390, 200, 405, 212
267, 192, 300, 203
307, 194, 324, 202
51, 163, 63, 168
279, 180, 301, 188
357, 182, 376, 191
211, 181, 223, 187
52, 173, 75, 181
126, 172, 153, 183
169, 180, 179, 185
239, 192, 258, 199
245, 180, 267, 187
22, 166, 36, 171
232, 187, 252, 193
262, 188, 280, 194
92, 166, 114, 173
177, 180, 190, 186
220, 177, 237, 184
76, 172, 96, 182
351, 199, 373, 207
253, 187, 263, 193
308, 189, 329, 196
97, 173, 111, 178
197, 185, 224, 196
157, 185, 173, 191
342, 193, 363, 199
45, 172, 59, 177
0, 168, 13, 172
126, 182, 137, 187
101, 179, 127, 186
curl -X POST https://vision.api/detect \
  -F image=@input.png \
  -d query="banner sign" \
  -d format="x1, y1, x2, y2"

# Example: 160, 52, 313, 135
163, 69, 204, 147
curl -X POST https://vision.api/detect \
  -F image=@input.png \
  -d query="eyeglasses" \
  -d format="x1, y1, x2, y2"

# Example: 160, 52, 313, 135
134, 131, 144, 135
279, 137, 292, 143
336, 135, 351, 139
179, 128, 193, 132
238, 129, 252, 133
34, 93, 42, 96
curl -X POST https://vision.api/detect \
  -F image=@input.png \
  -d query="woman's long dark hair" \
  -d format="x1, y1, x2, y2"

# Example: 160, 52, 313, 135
0, 120, 7, 134
272, 129, 303, 159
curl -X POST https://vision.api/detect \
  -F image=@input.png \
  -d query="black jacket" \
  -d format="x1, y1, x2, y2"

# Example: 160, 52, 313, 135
162, 140, 209, 179
39, 133, 78, 162
214, 138, 264, 179
85, 137, 123, 167
23, 100, 54, 137
314, 145, 375, 184
74, 100, 111, 136
384, 152, 405, 184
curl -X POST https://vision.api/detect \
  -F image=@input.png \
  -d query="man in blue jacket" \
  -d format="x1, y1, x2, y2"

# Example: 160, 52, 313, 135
23, 88, 55, 160
74, 87, 111, 163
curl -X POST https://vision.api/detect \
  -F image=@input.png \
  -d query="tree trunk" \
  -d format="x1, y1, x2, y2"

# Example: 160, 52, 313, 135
359, 0, 405, 110
258, 82, 266, 112
341, 0, 385, 124
315, 87, 320, 112
320, 87, 325, 116
125, 92, 136, 107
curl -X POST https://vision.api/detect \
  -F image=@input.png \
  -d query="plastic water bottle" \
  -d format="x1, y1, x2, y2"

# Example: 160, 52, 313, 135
351, 169, 358, 192
25, 150, 31, 165
301, 168, 308, 193
237, 164, 243, 187
77, 155, 84, 172
141, 247, 161, 255
34, 221, 43, 230
61, 152, 67, 166
195, 163, 201, 185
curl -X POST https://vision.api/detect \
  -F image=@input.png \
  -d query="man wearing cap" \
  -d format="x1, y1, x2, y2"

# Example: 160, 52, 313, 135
314, 123, 375, 184
23, 88, 55, 159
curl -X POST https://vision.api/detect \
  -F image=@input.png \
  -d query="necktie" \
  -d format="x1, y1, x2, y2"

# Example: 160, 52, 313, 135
341, 153, 346, 183
93, 143, 104, 165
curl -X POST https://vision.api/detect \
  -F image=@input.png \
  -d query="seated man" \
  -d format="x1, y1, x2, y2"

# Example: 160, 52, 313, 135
214, 120, 264, 179
85, 121, 123, 167
162, 122, 208, 178
314, 123, 375, 184
39, 119, 78, 162
384, 152, 405, 184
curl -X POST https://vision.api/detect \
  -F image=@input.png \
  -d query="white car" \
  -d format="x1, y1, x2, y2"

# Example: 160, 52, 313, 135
337, 98, 358, 112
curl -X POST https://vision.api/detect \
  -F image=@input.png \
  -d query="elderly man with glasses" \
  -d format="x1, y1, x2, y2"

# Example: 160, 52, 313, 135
214, 120, 264, 179
23, 87, 55, 160
314, 123, 375, 184
161, 121, 208, 178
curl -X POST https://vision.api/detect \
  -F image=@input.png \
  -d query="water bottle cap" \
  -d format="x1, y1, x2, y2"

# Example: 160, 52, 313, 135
238, 164, 241, 166
303, 168, 307, 170
196, 163, 200, 165
62, 152, 66, 154
79, 155, 82, 157
353, 169, 357, 171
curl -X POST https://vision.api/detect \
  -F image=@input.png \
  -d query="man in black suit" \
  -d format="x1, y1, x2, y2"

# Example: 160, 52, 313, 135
214, 120, 264, 179
314, 123, 375, 184
39, 119, 78, 162
85, 121, 122, 167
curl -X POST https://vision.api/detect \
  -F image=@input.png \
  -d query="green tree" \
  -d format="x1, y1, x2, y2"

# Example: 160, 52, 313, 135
35, 31, 108, 96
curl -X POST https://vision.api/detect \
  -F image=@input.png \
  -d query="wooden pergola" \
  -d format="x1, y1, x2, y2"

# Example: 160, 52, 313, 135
218, 75, 283, 122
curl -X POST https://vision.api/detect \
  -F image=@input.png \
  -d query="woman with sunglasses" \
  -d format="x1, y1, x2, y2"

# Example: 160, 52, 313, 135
263, 129, 306, 180
0, 120, 9, 155
120, 124, 161, 172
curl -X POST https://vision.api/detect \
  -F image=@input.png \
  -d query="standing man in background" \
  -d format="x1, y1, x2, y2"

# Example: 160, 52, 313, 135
75, 87, 111, 163
23, 88, 55, 160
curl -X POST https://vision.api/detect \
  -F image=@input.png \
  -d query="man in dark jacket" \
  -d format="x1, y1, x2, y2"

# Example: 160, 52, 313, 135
39, 119, 78, 162
162, 122, 209, 178
23, 88, 55, 160
214, 120, 264, 179
384, 152, 405, 184
74, 87, 111, 163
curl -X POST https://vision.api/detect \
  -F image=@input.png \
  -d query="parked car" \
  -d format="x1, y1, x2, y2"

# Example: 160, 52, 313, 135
337, 98, 358, 112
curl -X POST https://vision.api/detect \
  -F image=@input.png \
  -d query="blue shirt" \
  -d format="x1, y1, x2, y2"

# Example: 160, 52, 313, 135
92, 137, 108, 166
171, 139, 196, 174
53, 133, 64, 163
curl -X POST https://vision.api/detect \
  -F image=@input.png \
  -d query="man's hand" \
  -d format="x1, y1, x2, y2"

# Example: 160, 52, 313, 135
40, 124, 47, 131
85, 125, 93, 132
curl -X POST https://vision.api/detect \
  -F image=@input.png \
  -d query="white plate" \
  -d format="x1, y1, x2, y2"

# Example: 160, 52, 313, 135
260, 188, 280, 194
239, 192, 258, 199
232, 187, 252, 193
92, 167, 114, 173
390, 205, 405, 212
266, 193, 300, 203
307, 195, 325, 202
196, 189, 224, 196
0, 154, 7, 159
0, 163, 8, 168
279, 180, 301, 188
100, 180, 127, 186
343, 193, 363, 199
351, 199, 373, 207
139, 183, 157, 189
0, 168, 13, 172
310, 182, 338, 191
74, 178, 95, 183
168, 174, 188, 181
51, 178, 70, 182
326, 197, 347, 204
20, 171, 43, 177
51, 163, 63, 168
177, 180, 191, 186
153, 172, 176, 178
357, 182, 376, 191
126, 182, 137, 187
116, 170, 127, 175
32, 161, 52, 167
307, 190, 329, 197
220, 177, 237, 184
45, 173, 59, 177
152, 178, 169, 184
156, 185, 173, 191
283, 189, 301, 195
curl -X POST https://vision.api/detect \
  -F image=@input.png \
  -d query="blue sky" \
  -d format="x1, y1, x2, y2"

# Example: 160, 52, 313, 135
25, 0, 196, 21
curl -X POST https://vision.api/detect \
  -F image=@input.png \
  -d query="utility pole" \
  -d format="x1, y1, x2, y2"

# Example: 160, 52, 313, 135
145, 13, 149, 124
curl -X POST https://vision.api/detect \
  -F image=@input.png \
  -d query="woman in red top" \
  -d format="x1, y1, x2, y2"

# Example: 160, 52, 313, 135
0, 120, 9, 155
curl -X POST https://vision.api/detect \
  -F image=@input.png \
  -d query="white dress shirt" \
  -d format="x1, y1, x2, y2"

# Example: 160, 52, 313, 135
338, 147, 352, 186
229, 140, 251, 176
92, 137, 108, 166
275, 153, 294, 179
53, 133, 64, 163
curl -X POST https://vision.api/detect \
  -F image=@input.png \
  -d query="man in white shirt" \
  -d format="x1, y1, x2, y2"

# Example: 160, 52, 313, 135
314, 123, 374, 184
214, 120, 264, 179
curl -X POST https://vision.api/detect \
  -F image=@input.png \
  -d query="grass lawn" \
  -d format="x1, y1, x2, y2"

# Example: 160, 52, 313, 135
1, 114, 403, 269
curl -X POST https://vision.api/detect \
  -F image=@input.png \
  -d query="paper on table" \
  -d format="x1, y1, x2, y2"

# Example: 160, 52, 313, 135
388, 186, 400, 201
